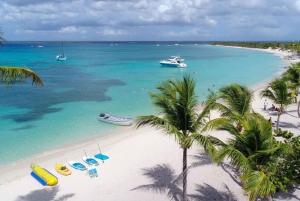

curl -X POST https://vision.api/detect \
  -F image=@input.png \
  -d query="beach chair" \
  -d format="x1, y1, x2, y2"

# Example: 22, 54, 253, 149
87, 165, 98, 179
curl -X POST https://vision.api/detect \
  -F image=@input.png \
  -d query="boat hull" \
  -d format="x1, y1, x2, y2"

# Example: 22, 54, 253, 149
56, 56, 67, 61
98, 113, 133, 126
159, 62, 187, 68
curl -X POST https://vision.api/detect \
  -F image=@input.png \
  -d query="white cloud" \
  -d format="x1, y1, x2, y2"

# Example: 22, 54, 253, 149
89, 1, 106, 11
193, 0, 210, 8
62, 12, 78, 18
165, 28, 209, 37
270, 5, 289, 16
204, 16, 217, 26
295, 0, 300, 12
1, 0, 300, 41
133, 0, 149, 9
158, 5, 169, 13
59, 26, 86, 34
101, 29, 129, 36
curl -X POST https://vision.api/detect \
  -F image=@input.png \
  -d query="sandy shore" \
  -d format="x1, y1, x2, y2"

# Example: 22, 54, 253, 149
0, 47, 299, 201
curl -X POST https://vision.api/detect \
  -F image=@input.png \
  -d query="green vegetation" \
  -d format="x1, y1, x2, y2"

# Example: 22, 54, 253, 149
138, 70, 300, 200
282, 62, 300, 117
210, 41, 300, 55
260, 77, 294, 130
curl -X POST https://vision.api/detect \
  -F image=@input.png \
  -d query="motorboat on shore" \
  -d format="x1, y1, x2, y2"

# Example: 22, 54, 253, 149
56, 42, 67, 61
98, 113, 133, 126
159, 56, 187, 68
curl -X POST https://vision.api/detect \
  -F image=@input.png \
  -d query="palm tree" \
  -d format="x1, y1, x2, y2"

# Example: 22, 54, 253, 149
208, 83, 253, 131
282, 62, 300, 117
0, 66, 44, 87
207, 113, 285, 201
260, 78, 293, 130
135, 74, 216, 201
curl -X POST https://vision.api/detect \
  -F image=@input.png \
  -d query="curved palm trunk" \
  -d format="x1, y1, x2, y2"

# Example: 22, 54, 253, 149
183, 148, 188, 201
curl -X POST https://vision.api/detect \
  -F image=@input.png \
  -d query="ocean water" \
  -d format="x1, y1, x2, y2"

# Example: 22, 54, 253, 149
0, 42, 285, 167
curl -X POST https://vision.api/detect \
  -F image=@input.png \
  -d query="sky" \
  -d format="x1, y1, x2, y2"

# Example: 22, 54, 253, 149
1, 0, 300, 41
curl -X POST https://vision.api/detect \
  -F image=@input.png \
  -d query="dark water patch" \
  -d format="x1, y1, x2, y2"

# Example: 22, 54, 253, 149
0, 65, 125, 123
11, 124, 34, 131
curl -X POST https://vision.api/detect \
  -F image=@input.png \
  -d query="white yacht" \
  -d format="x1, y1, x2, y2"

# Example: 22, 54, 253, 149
159, 56, 187, 68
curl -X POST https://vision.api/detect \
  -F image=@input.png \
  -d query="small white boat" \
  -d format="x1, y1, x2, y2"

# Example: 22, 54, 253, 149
56, 42, 67, 61
98, 113, 133, 126
159, 56, 187, 68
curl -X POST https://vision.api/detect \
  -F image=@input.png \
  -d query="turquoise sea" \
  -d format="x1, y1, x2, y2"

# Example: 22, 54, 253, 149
0, 42, 285, 167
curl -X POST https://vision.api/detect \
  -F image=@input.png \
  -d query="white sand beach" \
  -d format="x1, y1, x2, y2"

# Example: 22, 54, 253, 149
0, 48, 299, 201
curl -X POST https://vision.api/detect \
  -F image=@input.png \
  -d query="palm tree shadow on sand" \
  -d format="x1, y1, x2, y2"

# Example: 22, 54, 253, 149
131, 163, 183, 201
188, 183, 238, 201
189, 152, 242, 187
273, 184, 300, 201
189, 151, 212, 168
15, 186, 75, 201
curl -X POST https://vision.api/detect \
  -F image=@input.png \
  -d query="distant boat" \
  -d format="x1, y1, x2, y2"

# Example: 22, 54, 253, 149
56, 42, 67, 61
98, 113, 133, 126
159, 56, 187, 68
37, 45, 43, 48
157, 44, 160, 46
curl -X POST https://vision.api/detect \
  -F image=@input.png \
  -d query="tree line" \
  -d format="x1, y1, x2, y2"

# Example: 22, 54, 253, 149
210, 41, 300, 55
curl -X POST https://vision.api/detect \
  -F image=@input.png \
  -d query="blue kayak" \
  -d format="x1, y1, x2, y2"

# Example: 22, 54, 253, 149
83, 156, 99, 166
68, 161, 86, 171
94, 153, 109, 161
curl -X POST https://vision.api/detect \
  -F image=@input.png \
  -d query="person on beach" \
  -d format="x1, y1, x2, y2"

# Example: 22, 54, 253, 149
268, 104, 275, 111
268, 117, 272, 126
264, 99, 268, 110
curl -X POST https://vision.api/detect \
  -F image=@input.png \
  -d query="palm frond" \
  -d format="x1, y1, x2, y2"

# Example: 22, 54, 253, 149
189, 133, 217, 160
217, 145, 251, 171
241, 171, 276, 201
0, 66, 44, 87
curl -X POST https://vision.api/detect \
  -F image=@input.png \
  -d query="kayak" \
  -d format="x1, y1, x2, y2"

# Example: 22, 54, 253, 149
55, 163, 72, 176
82, 156, 99, 166
68, 161, 86, 171
94, 153, 109, 161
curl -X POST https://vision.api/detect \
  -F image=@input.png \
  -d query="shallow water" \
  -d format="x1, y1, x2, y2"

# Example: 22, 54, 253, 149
0, 42, 285, 167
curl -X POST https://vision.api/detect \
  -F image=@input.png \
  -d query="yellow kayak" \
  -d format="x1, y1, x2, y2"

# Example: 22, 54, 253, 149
55, 163, 72, 176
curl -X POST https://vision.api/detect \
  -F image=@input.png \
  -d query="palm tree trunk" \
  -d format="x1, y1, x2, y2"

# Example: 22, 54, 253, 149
183, 148, 188, 201
298, 101, 300, 117
268, 195, 273, 201
276, 113, 281, 131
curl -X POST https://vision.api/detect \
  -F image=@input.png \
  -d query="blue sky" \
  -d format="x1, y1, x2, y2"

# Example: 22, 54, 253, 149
1, 0, 300, 41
